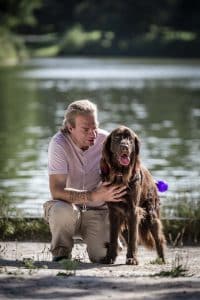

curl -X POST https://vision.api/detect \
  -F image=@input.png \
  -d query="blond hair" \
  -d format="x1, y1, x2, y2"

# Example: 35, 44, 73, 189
61, 99, 98, 134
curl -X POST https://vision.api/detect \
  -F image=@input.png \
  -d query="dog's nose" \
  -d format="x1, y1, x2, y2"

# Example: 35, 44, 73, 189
120, 144, 129, 151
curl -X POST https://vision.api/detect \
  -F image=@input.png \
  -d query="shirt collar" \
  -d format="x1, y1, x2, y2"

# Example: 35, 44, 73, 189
64, 132, 95, 156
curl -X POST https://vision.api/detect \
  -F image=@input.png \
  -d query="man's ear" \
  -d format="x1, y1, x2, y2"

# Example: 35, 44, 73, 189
67, 124, 73, 133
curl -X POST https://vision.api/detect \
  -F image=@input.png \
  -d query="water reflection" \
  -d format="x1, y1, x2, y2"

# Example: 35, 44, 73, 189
0, 58, 200, 217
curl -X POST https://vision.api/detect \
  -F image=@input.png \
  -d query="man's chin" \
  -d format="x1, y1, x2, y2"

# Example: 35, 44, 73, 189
88, 140, 95, 145
82, 141, 94, 150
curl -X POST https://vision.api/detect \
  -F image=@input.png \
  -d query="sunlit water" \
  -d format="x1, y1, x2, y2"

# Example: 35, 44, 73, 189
0, 57, 200, 217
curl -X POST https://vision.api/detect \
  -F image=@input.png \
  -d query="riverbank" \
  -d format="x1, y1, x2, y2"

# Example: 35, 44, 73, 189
0, 242, 200, 299
1, 217, 200, 247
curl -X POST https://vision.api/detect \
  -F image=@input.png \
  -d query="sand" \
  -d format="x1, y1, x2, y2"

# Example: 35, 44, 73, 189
0, 242, 200, 299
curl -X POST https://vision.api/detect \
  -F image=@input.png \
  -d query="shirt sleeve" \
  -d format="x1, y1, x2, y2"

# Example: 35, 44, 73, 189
48, 137, 69, 175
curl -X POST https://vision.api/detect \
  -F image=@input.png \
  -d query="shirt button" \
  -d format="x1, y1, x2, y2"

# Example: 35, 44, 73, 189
83, 158, 87, 165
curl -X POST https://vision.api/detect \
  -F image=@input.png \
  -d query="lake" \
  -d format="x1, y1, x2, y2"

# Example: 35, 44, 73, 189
0, 57, 200, 218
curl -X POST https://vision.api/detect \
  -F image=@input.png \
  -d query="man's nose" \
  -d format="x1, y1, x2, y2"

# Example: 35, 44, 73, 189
89, 129, 97, 137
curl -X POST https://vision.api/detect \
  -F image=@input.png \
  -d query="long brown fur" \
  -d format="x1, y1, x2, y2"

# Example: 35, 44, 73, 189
100, 126, 166, 265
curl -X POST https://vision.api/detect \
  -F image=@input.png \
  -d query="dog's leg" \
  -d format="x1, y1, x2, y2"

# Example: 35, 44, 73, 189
120, 228, 128, 245
149, 218, 165, 263
126, 206, 140, 265
100, 210, 121, 264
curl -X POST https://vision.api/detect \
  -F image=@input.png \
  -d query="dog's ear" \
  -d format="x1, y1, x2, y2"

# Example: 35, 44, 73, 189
102, 133, 112, 165
130, 132, 141, 174
134, 134, 140, 155
100, 157, 109, 180
100, 134, 112, 180
134, 134, 141, 172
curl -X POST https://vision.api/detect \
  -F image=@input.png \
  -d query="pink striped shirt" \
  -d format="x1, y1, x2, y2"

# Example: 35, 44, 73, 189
48, 129, 108, 207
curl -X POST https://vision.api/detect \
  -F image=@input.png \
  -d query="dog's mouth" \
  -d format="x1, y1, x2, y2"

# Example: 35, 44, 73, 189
118, 153, 130, 166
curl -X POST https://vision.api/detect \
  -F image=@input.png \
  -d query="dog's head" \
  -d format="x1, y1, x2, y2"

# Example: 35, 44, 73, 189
102, 126, 140, 173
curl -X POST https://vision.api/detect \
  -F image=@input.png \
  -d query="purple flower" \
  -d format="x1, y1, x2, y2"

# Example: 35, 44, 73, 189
156, 180, 168, 192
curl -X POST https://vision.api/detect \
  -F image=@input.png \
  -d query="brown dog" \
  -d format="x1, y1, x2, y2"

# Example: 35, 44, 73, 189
100, 126, 166, 265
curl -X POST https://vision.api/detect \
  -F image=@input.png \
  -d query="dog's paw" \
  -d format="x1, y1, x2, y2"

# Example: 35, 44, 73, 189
126, 257, 139, 265
99, 256, 115, 264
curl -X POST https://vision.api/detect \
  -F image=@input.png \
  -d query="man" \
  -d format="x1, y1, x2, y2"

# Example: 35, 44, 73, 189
43, 99, 126, 263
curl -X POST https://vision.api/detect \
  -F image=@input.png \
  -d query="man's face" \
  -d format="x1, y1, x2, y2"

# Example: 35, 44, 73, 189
69, 114, 98, 150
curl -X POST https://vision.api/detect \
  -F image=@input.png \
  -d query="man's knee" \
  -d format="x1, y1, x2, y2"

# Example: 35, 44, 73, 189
48, 202, 80, 237
49, 201, 79, 223
87, 243, 107, 263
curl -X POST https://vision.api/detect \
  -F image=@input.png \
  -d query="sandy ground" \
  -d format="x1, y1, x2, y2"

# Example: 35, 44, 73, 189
0, 242, 200, 299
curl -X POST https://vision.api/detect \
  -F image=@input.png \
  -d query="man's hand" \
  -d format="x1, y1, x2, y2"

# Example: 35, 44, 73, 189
91, 181, 127, 203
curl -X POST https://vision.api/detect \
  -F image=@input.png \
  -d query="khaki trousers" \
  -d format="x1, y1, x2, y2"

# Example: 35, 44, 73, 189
43, 200, 109, 263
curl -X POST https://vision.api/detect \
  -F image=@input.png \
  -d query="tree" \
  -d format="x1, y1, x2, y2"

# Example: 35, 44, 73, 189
0, 0, 42, 29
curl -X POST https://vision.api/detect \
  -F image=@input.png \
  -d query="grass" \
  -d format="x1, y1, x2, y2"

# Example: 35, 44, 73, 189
56, 258, 79, 277
156, 265, 188, 277
1, 216, 199, 246
150, 257, 165, 265
0, 193, 200, 245
0, 241, 80, 277
23, 258, 36, 269
162, 201, 200, 246
0, 217, 51, 241
153, 252, 190, 278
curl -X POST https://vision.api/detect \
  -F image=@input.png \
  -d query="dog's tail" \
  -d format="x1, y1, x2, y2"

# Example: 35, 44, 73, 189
139, 218, 166, 249
139, 221, 155, 249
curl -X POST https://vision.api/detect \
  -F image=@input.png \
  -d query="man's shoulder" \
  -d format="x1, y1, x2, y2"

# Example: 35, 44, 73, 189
50, 131, 67, 147
93, 128, 108, 149
97, 128, 109, 139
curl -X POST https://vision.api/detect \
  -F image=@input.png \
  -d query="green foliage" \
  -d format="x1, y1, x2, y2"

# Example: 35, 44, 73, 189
0, 193, 21, 217
56, 258, 79, 276
156, 265, 188, 277
163, 200, 200, 246
1, 0, 200, 60
0, 215, 199, 245
59, 25, 101, 54
0, 0, 42, 29
153, 253, 189, 277
23, 258, 36, 269
163, 219, 200, 246
150, 257, 165, 265
0, 27, 27, 65
23, 0, 200, 38
0, 218, 51, 241
0, 0, 41, 64
176, 201, 200, 220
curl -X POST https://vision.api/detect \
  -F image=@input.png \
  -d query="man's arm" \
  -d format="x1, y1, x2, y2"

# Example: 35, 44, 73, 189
49, 174, 127, 205
49, 174, 92, 204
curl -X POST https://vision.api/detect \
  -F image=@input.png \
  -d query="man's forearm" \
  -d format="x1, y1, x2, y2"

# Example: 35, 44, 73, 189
64, 188, 92, 204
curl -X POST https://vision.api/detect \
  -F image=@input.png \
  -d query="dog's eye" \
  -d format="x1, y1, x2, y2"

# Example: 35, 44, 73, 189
123, 136, 133, 143
113, 135, 121, 141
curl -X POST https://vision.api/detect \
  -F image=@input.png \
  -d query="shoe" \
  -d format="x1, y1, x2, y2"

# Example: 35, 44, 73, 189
52, 255, 70, 262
